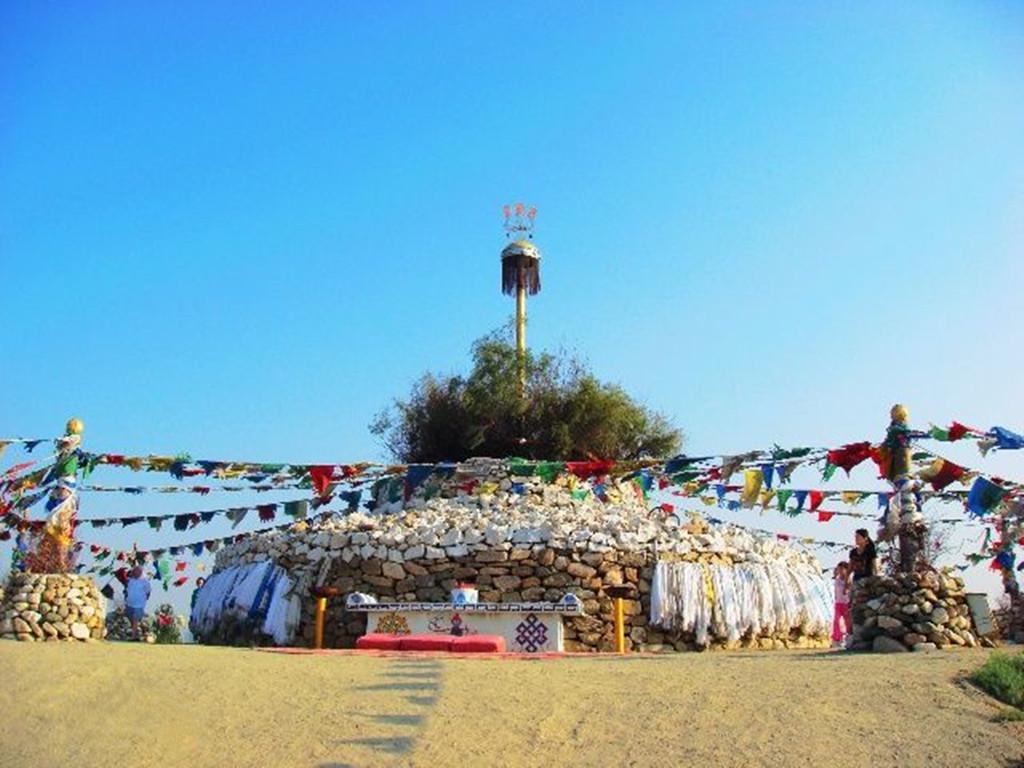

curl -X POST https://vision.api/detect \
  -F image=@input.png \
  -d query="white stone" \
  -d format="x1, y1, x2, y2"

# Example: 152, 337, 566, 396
440, 529, 462, 547
484, 524, 507, 546
405, 544, 426, 560
445, 543, 470, 558
70, 622, 89, 640
424, 546, 445, 560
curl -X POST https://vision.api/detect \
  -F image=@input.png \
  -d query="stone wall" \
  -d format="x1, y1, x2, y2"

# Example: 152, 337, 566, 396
849, 572, 981, 652
211, 460, 831, 651
300, 545, 829, 652
0, 573, 106, 642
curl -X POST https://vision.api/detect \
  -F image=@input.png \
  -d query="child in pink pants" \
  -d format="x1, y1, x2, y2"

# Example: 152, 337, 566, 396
832, 561, 852, 645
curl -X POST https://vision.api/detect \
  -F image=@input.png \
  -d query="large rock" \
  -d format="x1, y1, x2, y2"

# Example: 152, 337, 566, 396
872, 636, 909, 653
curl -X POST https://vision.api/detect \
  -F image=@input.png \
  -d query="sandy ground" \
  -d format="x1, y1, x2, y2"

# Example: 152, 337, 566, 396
0, 643, 1020, 768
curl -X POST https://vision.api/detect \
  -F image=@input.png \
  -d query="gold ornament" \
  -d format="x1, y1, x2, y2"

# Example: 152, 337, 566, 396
889, 404, 908, 425
66, 417, 85, 435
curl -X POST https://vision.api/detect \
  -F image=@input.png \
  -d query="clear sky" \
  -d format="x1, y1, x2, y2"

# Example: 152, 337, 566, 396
2, 2, 1022, 619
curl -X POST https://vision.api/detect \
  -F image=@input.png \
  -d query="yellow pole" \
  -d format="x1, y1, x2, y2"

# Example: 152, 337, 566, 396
516, 265, 527, 397
314, 596, 327, 649
614, 597, 626, 654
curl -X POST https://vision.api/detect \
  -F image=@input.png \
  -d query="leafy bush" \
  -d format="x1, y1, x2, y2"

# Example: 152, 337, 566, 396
152, 603, 185, 644
971, 652, 1024, 710
371, 330, 682, 462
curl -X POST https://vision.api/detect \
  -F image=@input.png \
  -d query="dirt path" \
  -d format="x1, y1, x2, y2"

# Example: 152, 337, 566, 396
0, 643, 1019, 768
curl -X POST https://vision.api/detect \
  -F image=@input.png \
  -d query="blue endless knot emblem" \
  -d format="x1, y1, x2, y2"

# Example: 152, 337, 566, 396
514, 613, 548, 652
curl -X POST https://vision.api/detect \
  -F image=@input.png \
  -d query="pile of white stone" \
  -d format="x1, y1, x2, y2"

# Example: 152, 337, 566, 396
211, 460, 829, 651
0, 573, 106, 642
216, 460, 820, 578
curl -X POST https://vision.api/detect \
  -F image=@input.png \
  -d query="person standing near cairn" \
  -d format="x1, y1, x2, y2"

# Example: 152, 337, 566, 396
125, 566, 151, 640
849, 530, 877, 582
191, 577, 206, 613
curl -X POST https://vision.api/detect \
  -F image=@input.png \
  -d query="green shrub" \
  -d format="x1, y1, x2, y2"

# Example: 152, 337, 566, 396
971, 652, 1024, 710
371, 329, 682, 462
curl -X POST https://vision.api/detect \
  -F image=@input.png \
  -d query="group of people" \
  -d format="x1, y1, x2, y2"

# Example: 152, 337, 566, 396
830, 528, 878, 646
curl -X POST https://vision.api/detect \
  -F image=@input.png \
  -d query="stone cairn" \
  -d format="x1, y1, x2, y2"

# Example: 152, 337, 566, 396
994, 594, 1024, 643
849, 571, 983, 652
213, 458, 830, 652
0, 572, 106, 642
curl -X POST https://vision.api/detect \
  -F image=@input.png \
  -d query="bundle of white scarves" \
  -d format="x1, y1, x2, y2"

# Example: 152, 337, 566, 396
649, 560, 833, 646
190, 561, 302, 645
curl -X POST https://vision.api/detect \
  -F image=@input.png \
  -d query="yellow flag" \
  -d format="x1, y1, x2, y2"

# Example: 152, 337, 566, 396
742, 469, 763, 508
759, 489, 775, 509
841, 491, 861, 506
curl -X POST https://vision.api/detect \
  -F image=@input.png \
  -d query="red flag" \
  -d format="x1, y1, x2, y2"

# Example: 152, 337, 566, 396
809, 491, 824, 511
826, 442, 873, 474
658, 477, 670, 490
869, 445, 890, 479
175, 561, 187, 572
565, 460, 616, 479
660, 503, 675, 514
309, 465, 335, 496
257, 504, 277, 522
173, 576, 188, 587
929, 459, 965, 491
817, 510, 835, 522
948, 422, 970, 441
776, 533, 791, 541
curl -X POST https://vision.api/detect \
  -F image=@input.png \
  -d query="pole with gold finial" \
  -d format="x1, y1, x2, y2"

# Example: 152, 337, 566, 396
501, 203, 541, 398
878, 404, 926, 572
28, 418, 84, 573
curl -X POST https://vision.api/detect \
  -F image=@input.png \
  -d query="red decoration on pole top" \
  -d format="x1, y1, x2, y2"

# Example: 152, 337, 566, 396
503, 202, 537, 238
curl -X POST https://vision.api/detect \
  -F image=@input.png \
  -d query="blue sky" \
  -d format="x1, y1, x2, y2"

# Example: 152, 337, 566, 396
2, 2, 1023, 615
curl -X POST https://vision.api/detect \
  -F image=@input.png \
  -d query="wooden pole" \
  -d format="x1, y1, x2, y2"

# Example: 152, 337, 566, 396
516, 264, 527, 397
614, 597, 626, 654
313, 596, 327, 650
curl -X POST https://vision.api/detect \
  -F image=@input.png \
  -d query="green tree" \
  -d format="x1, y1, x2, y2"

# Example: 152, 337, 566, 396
370, 330, 682, 462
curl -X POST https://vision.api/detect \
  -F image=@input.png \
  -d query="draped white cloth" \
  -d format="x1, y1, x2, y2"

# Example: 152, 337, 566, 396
650, 561, 833, 644
190, 561, 300, 645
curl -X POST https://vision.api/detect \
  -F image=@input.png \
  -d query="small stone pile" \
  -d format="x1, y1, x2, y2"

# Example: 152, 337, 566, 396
850, 571, 981, 652
994, 594, 1024, 643
212, 459, 830, 651
0, 573, 106, 642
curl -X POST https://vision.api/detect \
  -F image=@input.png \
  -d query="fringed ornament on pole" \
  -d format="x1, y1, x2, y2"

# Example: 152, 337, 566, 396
501, 203, 541, 396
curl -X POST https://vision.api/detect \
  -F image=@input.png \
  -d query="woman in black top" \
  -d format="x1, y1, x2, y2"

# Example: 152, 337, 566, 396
849, 528, 877, 581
